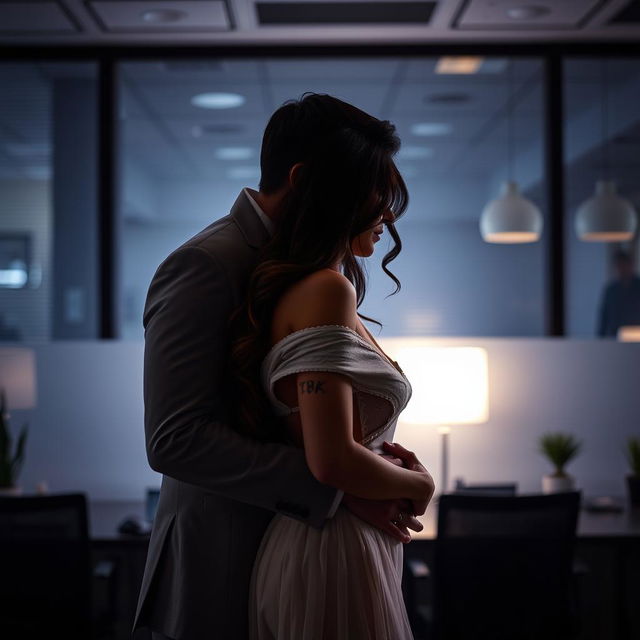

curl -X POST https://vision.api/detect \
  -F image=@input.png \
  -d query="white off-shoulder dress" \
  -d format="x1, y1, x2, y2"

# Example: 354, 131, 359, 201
248, 324, 414, 640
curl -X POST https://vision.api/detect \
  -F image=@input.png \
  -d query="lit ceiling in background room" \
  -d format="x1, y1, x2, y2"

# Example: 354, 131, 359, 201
1, 2, 639, 222
0, 57, 547, 191
0, 0, 640, 44
1, 55, 640, 217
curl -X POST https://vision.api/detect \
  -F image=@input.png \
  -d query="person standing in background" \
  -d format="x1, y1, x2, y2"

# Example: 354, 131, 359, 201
597, 249, 640, 337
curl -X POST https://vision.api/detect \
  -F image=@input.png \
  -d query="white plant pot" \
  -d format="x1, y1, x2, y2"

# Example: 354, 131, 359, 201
542, 474, 575, 494
0, 486, 23, 496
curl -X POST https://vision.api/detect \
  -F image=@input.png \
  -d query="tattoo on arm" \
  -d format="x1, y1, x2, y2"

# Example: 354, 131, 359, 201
299, 380, 326, 394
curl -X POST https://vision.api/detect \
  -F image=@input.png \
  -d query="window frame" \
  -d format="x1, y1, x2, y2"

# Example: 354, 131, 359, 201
2, 42, 639, 338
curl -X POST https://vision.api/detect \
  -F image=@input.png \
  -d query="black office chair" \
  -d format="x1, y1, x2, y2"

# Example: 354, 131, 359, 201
452, 480, 518, 496
0, 493, 93, 639
412, 491, 581, 640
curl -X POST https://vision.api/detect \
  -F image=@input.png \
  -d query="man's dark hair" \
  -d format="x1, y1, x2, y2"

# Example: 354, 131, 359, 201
259, 92, 401, 198
229, 92, 409, 440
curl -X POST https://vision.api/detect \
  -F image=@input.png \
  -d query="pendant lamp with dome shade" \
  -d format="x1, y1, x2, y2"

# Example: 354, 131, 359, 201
574, 58, 637, 242
480, 58, 543, 244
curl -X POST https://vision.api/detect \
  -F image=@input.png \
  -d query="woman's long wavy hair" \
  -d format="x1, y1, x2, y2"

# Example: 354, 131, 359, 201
228, 93, 409, 442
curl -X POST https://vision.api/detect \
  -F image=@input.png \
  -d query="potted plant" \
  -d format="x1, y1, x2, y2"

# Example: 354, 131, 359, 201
0, 388, 28, 495
538, 432, 582, 494
624, 436, 640, 508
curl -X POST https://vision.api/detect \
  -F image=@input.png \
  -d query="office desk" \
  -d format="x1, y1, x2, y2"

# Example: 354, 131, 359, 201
89, 500, 151, 543
89, 499, 640, 640
89, 501, 152, 640
89, 496, 640, 542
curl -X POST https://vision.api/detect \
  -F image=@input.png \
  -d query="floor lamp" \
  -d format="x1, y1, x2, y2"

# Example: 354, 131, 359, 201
379, 342, 489, 495
0, 347, 37, 411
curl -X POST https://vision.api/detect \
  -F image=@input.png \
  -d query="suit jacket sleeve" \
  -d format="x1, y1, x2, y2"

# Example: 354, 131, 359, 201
143, 244, 341, 528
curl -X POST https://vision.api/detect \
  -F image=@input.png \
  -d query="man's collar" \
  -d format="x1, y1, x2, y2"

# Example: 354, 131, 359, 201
229, 188, 272, 249
243, 187, 275, 236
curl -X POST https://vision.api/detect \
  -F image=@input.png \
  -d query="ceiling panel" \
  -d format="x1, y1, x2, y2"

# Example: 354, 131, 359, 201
255, 1, 436, 25
404, 57, 542, 85
269, 81, 390, 114
121, 59, 263, 82
265, 57, 402, 81
128, 81, 267, 117
88, 1, 231, 32
160, 115, 265, 143
0, 0, 637, 43
608, 0, 640, 23
0, 2, 78, 34
455, 0, 605, 30
392, 81, 509, 116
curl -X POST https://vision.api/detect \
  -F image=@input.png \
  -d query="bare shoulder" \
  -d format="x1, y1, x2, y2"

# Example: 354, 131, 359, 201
300, 268, 356, 298
284, 269, 358, 331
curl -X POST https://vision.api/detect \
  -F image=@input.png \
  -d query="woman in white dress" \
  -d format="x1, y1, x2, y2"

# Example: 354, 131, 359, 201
229, 93, 435, 639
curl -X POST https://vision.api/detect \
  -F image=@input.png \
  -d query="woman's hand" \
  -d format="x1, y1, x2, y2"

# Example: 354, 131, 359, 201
382, 441, 435, 516
341, 493, 423, 543
379, 453, 404, 468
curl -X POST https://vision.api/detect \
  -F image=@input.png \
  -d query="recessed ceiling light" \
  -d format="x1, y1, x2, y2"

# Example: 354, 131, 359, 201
141, 9, 187, 23
436, 57, 483, 75
0, 266, 28, 287
228, 166, 261, 180
191, 93, 246, 109
506, 6, 551, 20
411, 123, 452, 136
215, 147, 254, 161
399, 146, 434, 160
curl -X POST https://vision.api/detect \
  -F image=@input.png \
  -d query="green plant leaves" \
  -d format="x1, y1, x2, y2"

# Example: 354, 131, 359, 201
625, 437, 640, 476
538, 432, 582, 475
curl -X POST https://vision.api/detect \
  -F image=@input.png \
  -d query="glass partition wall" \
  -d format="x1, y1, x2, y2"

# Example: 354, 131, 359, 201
117, 56, 548, 339
1, 52, 638, 341
564, 58, 640, 338
0, 62, 99, 342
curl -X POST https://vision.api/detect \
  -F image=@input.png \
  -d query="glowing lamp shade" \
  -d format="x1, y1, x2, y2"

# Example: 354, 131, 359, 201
394, 346, 489, 425
480, 181, 543, 244
575, 181, 637, 242
379, 342, 489, 494
618, 326, 640, 342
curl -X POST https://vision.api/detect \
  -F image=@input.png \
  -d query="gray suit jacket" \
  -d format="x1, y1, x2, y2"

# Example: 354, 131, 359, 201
133, 189, 340, 640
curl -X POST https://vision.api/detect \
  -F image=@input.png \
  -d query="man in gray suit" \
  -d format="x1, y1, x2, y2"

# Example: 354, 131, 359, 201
134, 95, 429, 640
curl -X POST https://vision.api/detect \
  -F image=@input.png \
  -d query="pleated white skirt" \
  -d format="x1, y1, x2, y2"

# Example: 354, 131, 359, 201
248, 506, 414, 640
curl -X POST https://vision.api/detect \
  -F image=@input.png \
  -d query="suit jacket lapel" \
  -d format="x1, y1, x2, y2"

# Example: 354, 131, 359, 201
230, 189, 271, 249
